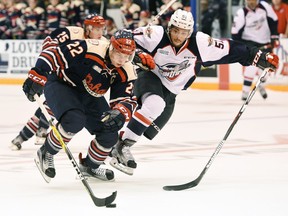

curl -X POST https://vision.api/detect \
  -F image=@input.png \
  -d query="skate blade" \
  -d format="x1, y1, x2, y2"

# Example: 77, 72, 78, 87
75, 173, 115, 182
34, 158, 51, 183
110, 158, 134, 176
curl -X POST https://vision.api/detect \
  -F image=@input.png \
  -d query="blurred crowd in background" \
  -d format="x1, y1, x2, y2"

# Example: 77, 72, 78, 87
0, 0, 190, 39
0, 0, 287, 40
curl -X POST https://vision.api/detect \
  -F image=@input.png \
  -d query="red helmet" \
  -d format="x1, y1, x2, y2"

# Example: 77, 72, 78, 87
110, 29, 136, 55
84, 14, 106, 27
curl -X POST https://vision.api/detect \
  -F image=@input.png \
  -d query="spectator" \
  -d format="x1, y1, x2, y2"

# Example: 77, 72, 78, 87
120, 0, 141, 30
0, 0, 10, 39
65, 0, 85, 27
84, 0, 108, 17
201, 0, 227, 38
6, 0, 27, 39
23, 0, 46, 39
271, 0, 288, 37
45, 0, 68, 35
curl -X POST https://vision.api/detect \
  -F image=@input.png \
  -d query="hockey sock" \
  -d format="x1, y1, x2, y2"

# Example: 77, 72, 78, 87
45, 124, 73, 155
86, 139, 112, 169
19, 115, 41, 141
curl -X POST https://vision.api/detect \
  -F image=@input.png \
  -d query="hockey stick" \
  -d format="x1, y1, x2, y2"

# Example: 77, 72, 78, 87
163, 67, 271, 191
34, 95, 117, 206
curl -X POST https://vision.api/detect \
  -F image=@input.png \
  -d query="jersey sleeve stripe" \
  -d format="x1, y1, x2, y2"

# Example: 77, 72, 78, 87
116, 67, 127, 82
85, 53, 104, 67
39, 52, 57, 71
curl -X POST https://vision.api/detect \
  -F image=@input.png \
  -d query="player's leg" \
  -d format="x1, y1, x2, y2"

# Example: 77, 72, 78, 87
79, 97, 117, 181
110, 71, 166, 174
35, 81, 85, 179
35, 104, 50, 145
10, 107, 42, 150
242, 65, 258, 100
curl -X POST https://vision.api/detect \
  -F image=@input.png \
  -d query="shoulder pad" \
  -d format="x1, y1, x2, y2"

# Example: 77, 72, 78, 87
100, 36, 109, 42
66, 26, 85, 40
122, 62, 137, 82
86, 39, 110, 58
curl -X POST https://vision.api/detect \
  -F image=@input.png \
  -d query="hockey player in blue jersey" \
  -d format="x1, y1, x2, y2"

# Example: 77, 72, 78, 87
10, 14, 107, 151
109, 9, 279, 175
22, 29, 155, 181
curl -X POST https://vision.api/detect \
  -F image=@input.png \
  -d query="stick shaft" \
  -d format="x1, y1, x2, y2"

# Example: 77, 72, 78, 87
34, 95, 117, 206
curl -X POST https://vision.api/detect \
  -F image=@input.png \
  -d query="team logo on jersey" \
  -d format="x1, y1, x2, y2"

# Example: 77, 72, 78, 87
82, 73, 109, 97
158, 49, 169, 55
157, 60, 190, 81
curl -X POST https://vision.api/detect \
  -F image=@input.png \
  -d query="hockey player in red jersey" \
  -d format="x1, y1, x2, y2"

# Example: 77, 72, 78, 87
10, 14, 107, 151
22, 29, 155, 181
109, 9, 279, 175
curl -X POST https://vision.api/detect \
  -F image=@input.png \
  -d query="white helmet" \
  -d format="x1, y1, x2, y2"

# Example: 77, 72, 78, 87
168, 9, 194, 37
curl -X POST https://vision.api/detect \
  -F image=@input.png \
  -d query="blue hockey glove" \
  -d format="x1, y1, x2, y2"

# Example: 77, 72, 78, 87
101, 109, 126, 132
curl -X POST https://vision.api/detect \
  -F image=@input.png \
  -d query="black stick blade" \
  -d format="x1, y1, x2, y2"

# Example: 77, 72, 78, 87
92, 191, 117, 207
163, 180, 198, 191
163, 174, 203, 191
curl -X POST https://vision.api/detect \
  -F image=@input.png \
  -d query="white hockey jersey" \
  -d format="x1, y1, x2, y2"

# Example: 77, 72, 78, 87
133, 25, 252, 95
231, 1, 278, 45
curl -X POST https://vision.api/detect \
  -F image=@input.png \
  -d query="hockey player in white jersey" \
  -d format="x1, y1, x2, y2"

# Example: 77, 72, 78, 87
110, 9, 279, 175
231, 0, 279, 100
10, 14, 107, 151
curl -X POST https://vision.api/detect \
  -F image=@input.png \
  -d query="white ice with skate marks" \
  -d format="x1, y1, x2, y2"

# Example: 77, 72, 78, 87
0, 85, 288, 216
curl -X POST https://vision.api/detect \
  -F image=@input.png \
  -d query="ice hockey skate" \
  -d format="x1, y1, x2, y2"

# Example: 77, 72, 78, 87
34, 145, 55, 183
258, 85, 268, 99
35, 127, 48, 145
78, 153, 114, 181
110, 139, 137, 175
10, 135, 23, 151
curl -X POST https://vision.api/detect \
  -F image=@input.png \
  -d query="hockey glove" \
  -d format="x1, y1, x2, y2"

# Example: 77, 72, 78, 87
133, 51, 155, 71
23, 67, 47, 102
250, 48, 279, 71
101, 109, 126, 133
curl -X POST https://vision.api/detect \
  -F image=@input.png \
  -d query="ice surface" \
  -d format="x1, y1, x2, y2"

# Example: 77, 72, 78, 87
1, 85, 288, 216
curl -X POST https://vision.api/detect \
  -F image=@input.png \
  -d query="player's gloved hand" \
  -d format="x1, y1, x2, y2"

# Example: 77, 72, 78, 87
133, 51, 155, 71
23, 67, 47, 102
101, 109, 126, 132
250, 48, 279, 71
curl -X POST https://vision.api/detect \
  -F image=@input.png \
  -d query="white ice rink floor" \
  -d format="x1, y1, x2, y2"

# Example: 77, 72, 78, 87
0, 85, 288, 216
